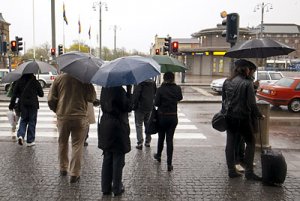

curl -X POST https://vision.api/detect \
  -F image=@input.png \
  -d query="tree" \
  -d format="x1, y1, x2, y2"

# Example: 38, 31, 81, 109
22, 42, 51, 61
68, 40, 90, 53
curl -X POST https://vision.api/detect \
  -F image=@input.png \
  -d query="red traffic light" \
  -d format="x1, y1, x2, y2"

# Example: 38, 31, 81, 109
155, 49, 160, 55
172, 41, 179, 53
11, 40, 17, 52
51, 48, 56, 56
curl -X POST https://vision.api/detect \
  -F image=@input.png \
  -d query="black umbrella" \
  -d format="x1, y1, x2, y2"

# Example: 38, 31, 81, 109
224, 38, 296, 58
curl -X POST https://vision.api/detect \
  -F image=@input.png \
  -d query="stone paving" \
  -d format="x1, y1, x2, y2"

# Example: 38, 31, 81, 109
0, 138, 300, 201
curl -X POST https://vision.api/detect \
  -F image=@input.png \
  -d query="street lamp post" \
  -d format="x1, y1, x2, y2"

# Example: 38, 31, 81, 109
93, 1, 108, 59
254, 2, 273, 38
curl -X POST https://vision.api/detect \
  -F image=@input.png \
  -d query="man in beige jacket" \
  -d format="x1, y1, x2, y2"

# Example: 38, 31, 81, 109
48, 73, 96, 183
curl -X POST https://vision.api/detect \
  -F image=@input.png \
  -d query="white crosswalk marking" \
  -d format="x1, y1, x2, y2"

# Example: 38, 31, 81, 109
0, 89, 207, 140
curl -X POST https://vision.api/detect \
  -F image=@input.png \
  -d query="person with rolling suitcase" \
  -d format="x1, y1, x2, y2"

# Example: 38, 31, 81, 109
258, 120, 287, 186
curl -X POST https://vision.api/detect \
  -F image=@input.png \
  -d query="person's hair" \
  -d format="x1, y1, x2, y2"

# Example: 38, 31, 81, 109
230, 59, 256, 80
163, 72, 175, 83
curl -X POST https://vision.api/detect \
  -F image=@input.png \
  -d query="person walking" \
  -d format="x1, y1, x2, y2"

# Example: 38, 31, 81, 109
9, 73, 44, 146
132, 79, 156, 149
153, 72, 183, 171
222, 59, 263, 180
47, 73, 96, 183
98, 85, 132, 196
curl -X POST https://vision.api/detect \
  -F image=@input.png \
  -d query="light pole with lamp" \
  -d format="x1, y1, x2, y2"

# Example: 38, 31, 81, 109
254, 2, 273, 38
93, 1, 108, 59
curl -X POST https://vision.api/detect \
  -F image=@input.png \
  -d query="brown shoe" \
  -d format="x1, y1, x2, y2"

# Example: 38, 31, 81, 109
70, 176, 80, 183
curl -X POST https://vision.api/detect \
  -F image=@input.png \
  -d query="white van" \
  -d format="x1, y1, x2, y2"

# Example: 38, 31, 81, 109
0, 69, 10, 91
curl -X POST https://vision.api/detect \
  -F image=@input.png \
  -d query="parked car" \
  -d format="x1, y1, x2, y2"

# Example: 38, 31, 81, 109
0, 69, 10, 92
210, 71, 284, 94
35, 67, 58, 88
256, 77, 300, 113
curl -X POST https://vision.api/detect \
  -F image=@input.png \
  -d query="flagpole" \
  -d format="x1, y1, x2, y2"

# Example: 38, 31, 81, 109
63, 19, 65, 52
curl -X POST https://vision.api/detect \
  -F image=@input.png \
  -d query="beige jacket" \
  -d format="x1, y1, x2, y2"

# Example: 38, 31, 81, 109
48, 74, 96, 120
87, 102, 96, 124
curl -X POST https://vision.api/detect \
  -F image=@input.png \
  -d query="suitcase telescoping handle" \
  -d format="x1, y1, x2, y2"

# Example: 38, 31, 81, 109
258, 119, 263, 154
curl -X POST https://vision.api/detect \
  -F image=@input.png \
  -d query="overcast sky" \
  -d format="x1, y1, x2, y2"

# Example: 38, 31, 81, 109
1, 0, 299, 54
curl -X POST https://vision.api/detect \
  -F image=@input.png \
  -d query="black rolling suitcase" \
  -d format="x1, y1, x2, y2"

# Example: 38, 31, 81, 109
259, 121, 287, 186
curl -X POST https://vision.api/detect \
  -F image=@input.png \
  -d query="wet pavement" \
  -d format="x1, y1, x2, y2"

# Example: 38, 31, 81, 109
0, 138, 300, 201
1, 73, 300, 200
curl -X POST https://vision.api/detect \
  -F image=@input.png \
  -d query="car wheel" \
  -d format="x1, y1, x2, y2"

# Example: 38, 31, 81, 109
288, 99, 300, 113
39, 80, 46, 88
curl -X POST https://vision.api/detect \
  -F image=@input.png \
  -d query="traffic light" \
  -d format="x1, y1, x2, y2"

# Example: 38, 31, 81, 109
155, 49, 160, 55
15, 36, 23, 52
163, 37, 172, 55
172, 41, 179, 53
221, 13, 239, 44
58, 44, 63, 55
11, 40, 17, 52
51, 48, 56, 56
1, 41, 7, 53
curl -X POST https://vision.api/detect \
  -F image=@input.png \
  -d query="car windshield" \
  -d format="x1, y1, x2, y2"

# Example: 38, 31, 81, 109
270, 73, 283, 80
276, 78, 294, 87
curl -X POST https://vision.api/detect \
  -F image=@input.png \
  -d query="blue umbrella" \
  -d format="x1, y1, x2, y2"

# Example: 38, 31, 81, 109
91, 56, 160, 87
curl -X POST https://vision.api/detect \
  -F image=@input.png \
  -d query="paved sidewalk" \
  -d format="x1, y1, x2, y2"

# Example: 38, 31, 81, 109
0, 138, 300, 201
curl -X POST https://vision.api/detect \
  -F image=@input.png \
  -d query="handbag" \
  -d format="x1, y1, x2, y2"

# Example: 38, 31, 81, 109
212, 111, 227, 132
145, 107, 159, 135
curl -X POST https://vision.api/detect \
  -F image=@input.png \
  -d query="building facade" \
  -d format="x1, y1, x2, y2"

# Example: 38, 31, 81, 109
152, 23, 300, 76
0, 13, 10, 69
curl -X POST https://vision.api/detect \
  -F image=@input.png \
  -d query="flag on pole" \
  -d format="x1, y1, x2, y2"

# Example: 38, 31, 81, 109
63, 3, 68, 25
78, 19, 81, 34
88, 26, 91, 39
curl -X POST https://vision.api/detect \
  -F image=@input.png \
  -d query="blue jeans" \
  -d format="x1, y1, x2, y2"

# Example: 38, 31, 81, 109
17, 107, 38, 143
134, 109, 151, 145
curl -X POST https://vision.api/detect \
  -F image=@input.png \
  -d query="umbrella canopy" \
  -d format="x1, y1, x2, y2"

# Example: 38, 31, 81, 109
1, 60, 55, 83
91, 56, 160, 87
57, 51, 104, 83
151, 55, 187, 73
224, 38, 296, 58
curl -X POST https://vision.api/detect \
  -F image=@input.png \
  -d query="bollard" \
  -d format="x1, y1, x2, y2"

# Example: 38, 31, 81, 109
255, 101, 271, 148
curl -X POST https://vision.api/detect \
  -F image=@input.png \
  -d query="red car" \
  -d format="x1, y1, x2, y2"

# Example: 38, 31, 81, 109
256, 77, 300, 113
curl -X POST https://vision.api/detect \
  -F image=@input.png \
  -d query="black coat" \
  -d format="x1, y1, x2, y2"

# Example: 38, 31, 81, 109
132, 79, 156, 112
222, 75, 262, 120
98, 86, 132, 154
9, 74, 44, 114
154, 82, 183, 114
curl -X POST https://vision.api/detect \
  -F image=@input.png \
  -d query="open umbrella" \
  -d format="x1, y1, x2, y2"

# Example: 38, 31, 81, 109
57, 51, 104, 83
1, 60, 56, 83
151, 55, 187, 73
91, 56, 160, 87
224, 38, 296, 58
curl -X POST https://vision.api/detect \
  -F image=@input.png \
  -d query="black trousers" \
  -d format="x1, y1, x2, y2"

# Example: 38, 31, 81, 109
157, 115, 178, 166
101, 151, 125, 194
225, 116, 255, 173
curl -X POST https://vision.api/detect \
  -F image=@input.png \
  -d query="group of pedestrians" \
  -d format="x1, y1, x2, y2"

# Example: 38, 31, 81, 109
7, 59, 264, 197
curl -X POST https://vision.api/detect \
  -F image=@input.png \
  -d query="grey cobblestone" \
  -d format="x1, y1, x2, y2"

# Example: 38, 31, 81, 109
0, 139, 300, 201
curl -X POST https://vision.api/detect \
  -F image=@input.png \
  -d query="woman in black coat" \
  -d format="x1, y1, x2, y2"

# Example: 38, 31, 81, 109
9, 73, 44, 146
153, 72, 183, 171
98, 85, 132, 196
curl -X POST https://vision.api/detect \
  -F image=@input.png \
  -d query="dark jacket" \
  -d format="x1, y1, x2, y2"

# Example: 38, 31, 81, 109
132, 79, 156, 112
222, 75, 262, 120
98, 86, 132, 154
154, 82, 183, 114
9, 74, 44, 112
